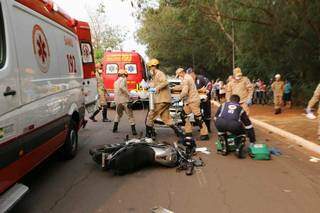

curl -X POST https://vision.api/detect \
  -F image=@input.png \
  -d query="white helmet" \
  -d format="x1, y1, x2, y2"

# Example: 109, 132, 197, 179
275, 74, 281, 79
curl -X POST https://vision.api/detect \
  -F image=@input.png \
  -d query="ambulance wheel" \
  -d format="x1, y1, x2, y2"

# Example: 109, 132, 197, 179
62, 120, 78, 159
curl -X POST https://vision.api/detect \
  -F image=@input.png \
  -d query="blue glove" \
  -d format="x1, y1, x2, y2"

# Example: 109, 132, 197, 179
246, 98, 252, 106
269, 147, 282, 156
148, 87, 156, 93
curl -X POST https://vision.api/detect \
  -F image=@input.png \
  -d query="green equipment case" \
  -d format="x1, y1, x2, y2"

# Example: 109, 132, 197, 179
248, 144, 271, 160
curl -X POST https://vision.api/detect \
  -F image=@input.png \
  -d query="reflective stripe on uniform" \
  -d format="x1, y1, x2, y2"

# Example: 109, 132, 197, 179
239, 109, 244, 122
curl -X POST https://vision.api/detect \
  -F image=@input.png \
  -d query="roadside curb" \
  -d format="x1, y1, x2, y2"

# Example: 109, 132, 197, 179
211, 100, 320, 155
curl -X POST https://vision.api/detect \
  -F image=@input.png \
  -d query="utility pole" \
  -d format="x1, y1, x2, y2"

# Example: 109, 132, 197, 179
232, 9, 235, 70
192, 53, 195, 69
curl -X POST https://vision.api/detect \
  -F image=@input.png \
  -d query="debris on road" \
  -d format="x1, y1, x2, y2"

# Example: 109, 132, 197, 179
195, 147, 211, 155
309, 156, 320, 163
151, 206, 174, 213
269, 147, 282, 156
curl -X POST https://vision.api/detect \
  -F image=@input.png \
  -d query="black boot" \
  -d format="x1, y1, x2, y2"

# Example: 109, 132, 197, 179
89, 109, 100, 122
112, 122, 118, 133
131, 125, 137, 135
205, 120, 211, 133
102, 106, 111, 122
195, 115, 210, 141
169, 125, 184, 138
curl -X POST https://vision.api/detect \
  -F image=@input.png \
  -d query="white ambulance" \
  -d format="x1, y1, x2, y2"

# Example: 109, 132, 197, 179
0, 0, 86, 211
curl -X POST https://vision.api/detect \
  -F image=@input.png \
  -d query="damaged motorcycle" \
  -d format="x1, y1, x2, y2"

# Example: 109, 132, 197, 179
89, 136, 204, 176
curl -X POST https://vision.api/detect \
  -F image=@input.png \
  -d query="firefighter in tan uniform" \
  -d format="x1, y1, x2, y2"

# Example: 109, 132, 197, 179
89, 63, 111, 122
306, 84, 320, 141
112, 69, 137, 135
226, 68, 253, 115
271, 74, 285, 114
145, 59, 183, 139
175, 68, 209, 141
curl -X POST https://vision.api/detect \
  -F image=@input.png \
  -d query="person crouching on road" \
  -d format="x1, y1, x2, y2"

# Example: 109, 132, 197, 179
306, 83, 320, 141
175, 68, 209, 141
145, 59, 184, 139
271, 74, 285, 114
90, 63, 111, 122
113, 69, 137, 135
214, 95, 256, 146
226, 67, 253, 115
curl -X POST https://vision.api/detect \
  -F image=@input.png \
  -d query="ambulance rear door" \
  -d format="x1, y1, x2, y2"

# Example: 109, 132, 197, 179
76, 21, 96, 106
0, 1, 21, 145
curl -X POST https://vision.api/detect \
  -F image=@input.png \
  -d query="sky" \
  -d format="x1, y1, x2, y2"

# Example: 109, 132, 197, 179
54, 0, 147, 59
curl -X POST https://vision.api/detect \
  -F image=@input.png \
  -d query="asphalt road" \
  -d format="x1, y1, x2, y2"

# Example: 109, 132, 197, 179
11, 109, 320, 213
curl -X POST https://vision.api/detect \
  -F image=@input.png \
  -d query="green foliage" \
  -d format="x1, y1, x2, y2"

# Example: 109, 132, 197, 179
136, 0, 320, 103
87, 1, 126, 62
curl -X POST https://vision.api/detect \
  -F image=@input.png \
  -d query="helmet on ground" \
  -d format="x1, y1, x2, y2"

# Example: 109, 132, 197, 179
175, 68, 185, 78
148, 58, 160, 67
118, 69, 128, 76
233, 67, 242, 77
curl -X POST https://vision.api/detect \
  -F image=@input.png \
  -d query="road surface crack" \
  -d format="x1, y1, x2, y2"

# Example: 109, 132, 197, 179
47, 167, 94, 212
214, 167, 232, 213
167, 191, 173, 210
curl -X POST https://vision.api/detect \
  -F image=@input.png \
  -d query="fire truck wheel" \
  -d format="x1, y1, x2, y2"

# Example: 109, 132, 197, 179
62, 119, 78, 160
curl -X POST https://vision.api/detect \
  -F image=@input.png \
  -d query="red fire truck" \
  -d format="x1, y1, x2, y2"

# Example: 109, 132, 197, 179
102, 51, 149, 103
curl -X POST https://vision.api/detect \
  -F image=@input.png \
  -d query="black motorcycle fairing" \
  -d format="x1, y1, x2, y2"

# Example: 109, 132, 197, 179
108, 144, 156, 175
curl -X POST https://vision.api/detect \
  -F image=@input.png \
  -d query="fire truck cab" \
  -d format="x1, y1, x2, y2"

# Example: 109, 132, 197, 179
102, 51, 149, 103
0, 0, 87, 211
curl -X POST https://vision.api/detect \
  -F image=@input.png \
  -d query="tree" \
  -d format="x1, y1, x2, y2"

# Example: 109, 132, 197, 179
87, 1, 126, 62
136, 0, 320, 103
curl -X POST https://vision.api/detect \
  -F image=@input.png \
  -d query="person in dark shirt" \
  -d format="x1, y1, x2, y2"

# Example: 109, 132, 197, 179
214, 94, 256, 145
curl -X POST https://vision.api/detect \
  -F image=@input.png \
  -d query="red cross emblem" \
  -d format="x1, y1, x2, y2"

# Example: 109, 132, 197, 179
32, 25, 50, 73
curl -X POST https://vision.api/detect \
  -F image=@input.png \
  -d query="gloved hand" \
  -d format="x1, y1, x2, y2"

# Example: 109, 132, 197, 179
148, 87, 156, 93
246, 98, 252, 106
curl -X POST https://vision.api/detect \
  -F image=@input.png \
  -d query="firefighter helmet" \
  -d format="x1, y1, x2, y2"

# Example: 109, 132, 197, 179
233, 67, 242, 77
148, 58, 160, 67
175, 68, 185, 78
